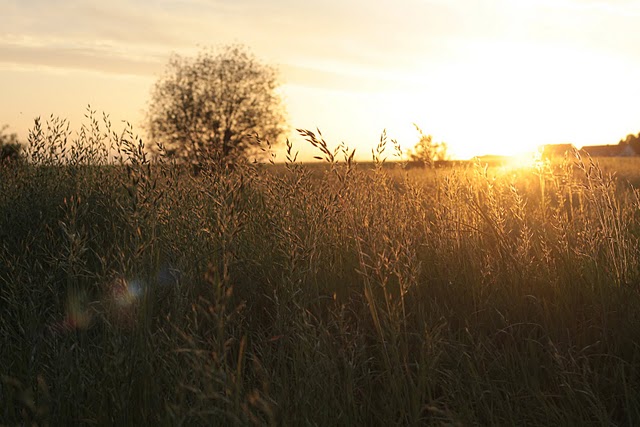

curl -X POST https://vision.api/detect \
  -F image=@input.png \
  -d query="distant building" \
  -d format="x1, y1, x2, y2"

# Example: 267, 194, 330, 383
540, 144, 577, 159
580, 144, 637, 157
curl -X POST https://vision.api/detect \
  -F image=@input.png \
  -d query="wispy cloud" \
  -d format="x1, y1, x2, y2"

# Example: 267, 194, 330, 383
0, 41, 164, 76
3, 0, 639, 72
0, 0, 470, 77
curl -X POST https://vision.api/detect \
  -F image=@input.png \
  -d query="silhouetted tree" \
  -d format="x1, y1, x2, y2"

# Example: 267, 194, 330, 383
147, 45, 286, 169
0, 125, 22, 163
620, 132, 640, 155
407, 124, 449, 166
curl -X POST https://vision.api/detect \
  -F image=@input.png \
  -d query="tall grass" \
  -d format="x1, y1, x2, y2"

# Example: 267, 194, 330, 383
2, 111, 640, 425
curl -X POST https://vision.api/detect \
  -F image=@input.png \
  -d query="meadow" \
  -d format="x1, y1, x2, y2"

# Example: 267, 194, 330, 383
3, 114, 640, 426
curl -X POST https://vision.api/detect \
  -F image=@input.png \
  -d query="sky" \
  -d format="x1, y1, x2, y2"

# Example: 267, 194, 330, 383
1, 0, 640, 160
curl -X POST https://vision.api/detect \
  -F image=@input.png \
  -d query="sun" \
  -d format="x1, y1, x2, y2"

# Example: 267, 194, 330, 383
383, 40, 639, 160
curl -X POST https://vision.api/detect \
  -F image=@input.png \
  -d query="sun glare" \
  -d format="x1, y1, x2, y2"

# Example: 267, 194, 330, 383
506, 148, 544, 170
382, 39, 639, 160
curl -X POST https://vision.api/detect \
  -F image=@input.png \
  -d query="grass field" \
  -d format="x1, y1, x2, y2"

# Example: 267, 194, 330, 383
3, 115, 640, 425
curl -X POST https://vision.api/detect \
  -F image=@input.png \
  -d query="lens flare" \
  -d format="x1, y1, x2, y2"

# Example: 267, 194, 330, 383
112, 278, 144, 308
104, 264, 181, 329
49, 290, 93, 335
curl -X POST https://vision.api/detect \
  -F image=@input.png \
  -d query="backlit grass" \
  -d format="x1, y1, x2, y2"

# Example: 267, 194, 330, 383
2, 112, 640, 425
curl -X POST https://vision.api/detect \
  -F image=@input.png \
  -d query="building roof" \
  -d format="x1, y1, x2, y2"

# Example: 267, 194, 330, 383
580, 144, 635, 157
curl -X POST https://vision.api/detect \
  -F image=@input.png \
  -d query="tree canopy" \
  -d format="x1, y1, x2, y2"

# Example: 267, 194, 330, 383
619, 132, 640, 154
147, 45, 286, 167
407, 125, 449, 166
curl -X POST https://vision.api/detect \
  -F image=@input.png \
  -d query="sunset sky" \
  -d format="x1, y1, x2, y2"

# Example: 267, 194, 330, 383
2, 0, 640, 160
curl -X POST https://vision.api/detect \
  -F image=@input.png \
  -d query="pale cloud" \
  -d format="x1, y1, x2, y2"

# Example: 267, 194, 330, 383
0, 0, 468, 76
3, 0, 639, 76
0, 42, 164, 77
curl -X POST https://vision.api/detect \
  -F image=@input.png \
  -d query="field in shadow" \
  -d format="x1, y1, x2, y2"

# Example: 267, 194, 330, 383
3, 117, 640, 425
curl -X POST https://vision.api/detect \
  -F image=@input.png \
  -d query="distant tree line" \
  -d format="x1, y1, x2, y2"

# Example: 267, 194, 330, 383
0, 125, 22, 163
619, 132, 640, 153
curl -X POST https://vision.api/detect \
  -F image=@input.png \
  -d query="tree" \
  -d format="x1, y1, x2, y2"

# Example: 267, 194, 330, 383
619, 132, 640, 155
407, 124, 449, 166
147, 45, 286, 168
0, 125, 22, 163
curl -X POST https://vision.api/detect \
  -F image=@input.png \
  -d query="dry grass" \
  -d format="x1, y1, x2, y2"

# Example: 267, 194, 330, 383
2, 111, 640, 425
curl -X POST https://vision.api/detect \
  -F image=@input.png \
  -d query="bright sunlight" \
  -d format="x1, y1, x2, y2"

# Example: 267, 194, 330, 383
383, 40, 639, 160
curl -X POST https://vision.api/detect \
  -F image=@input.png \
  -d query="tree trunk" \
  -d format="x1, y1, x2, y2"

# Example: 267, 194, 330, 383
222, 129, 233, 159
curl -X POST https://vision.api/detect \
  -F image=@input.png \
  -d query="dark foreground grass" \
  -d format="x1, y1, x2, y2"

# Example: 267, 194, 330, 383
3, 114, 640, 425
